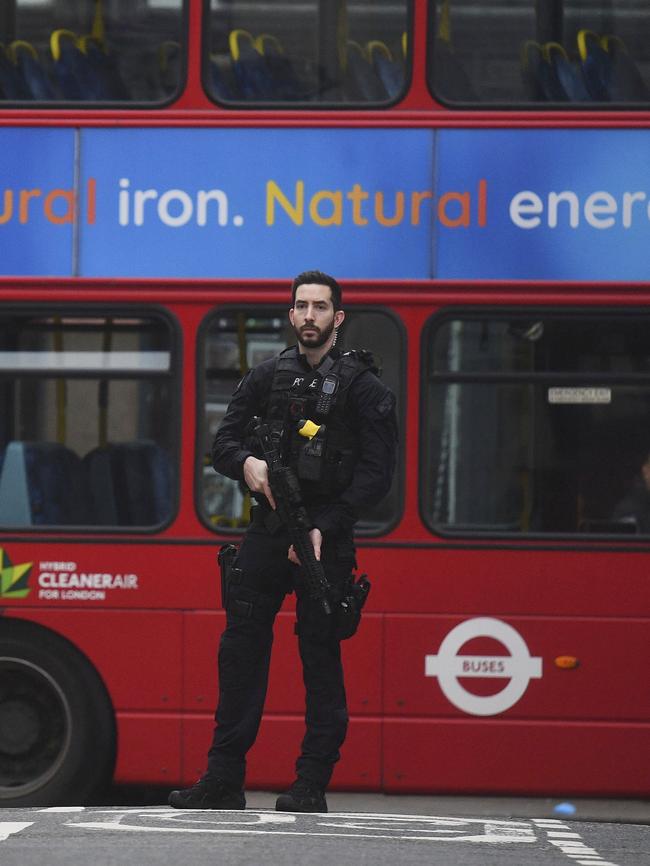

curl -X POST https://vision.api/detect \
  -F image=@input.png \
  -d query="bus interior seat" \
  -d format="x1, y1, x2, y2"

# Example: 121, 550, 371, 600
50, 29, 127, 100
50, 29, 96, 99
222, 29, 307, 101
344, 41, 388, 101
79, 34, 129, 99
578, 30, 612, 100
50, 0, 128, 101
601, 36, 649, 100
85, 441, 172, 526
8, 41, 55, 99
256, 34, 303, 100
521, 41, 590, 102
209, 54, 237, 100
229, 29, 275, 99
0, 44, 30, 99
84, 445, 119, 524
0, 441, 88, 526
578, 30, 648, 101
547, 42, 591, 101
367, 40, 404, 99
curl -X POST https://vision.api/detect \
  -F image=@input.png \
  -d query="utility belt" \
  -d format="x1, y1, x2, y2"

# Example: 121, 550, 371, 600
217, 542, 370, 640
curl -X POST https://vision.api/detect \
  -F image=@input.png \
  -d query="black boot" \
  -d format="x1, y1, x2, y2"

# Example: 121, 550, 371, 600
168, 777, 246, 809
275, 778, 327, 813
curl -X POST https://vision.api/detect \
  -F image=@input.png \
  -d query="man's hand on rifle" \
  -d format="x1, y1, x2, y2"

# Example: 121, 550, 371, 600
243, 455, 276, 510
288, 527, 322, 566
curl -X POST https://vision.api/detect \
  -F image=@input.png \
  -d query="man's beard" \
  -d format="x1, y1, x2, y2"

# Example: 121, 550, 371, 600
293, 318, 335, 349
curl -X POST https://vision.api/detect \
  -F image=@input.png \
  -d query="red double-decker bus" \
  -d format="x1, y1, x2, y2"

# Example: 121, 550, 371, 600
1, 0, 649, 806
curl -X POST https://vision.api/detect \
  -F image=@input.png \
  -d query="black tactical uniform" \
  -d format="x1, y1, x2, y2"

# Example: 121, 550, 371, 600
205, 345, 396, 802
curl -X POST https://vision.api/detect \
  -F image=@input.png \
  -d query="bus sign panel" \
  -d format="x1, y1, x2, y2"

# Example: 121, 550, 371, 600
2, 127, 650, 280
78, 127, 434, 279
435, 128, 650, 280
0, 128, 75, 277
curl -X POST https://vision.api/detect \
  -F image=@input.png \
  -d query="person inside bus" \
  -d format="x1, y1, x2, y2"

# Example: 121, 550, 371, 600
611, 451, 650, 533
168, 270, 397, 813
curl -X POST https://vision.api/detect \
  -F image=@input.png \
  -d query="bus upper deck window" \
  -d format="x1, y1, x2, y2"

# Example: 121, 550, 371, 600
0, 0, 185, 105
204, 0, 410, 106
428, 0, 650, 107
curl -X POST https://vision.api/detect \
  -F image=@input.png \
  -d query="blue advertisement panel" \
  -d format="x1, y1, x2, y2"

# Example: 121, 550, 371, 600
2, 127, 650, 281
434, 128, 650, 280
78, 128, 435, 279
0, 129, 75, 276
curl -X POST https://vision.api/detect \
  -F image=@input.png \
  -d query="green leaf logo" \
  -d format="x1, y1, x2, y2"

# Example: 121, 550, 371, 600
0, 547, 33, 598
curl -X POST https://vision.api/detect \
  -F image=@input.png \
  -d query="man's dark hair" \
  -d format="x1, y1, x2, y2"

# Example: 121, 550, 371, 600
291, 270, 342, 311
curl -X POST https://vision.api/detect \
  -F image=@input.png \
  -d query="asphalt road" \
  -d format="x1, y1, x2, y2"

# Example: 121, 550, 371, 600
1, 798, 648, 866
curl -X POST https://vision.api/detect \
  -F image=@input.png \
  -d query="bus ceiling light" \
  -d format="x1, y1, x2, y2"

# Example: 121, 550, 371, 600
555, 655, 580, 670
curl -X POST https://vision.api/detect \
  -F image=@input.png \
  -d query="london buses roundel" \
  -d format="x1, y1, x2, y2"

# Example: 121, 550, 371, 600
424, 618, 543, 716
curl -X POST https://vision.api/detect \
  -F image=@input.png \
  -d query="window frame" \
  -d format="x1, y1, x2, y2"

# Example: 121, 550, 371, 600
420, 304, 650, 540
196, 302, 406, 538
425, 0, 650, 111
200, 0, 414, 110
0, 302, 182, 534
0, 0, 189, 109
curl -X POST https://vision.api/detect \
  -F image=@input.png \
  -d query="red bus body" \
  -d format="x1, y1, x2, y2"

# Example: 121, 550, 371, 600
0, 0, 648, 803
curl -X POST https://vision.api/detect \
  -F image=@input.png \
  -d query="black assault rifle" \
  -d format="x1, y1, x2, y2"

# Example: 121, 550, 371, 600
252, 417, 332, 616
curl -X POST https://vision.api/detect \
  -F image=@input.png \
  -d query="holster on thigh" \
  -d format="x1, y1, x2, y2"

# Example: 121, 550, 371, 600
333, 572, 371, 640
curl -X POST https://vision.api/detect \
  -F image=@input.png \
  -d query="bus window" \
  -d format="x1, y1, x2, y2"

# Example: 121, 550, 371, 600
428, 0, 650, 106
0, 0, 184, 104
200, 306, 403, 534
422, 310, 650, 536
204, 0, 409, 105
0, 312, 177, 528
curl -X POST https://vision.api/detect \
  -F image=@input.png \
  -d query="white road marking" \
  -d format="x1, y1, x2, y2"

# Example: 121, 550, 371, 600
534, 820, 622, 866
0, 807, 608, 865
0, 822, 33, 842
533, 819, 571, 826
65, 811, 537, 844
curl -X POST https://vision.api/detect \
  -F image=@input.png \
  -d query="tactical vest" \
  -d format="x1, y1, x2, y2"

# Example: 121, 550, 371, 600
263, 347, 377, 498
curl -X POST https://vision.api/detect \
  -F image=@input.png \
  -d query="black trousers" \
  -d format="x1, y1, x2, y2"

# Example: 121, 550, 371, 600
206, 513, 355, 790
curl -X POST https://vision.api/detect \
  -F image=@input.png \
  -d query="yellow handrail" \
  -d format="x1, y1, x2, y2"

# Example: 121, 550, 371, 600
255, 33, 283, 55
577, 29, 601, 61
50, 29, 78, 62
438, 0, 451, 43
91, 0, 105, 45
8, 41, 38, 64
520, 39, 543, 70
229, 29, 257, 62
367, 40, 393, 62
542, 41, 568, 62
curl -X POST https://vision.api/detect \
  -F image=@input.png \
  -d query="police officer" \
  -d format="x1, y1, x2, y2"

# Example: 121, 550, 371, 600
169, 270, 397, 813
